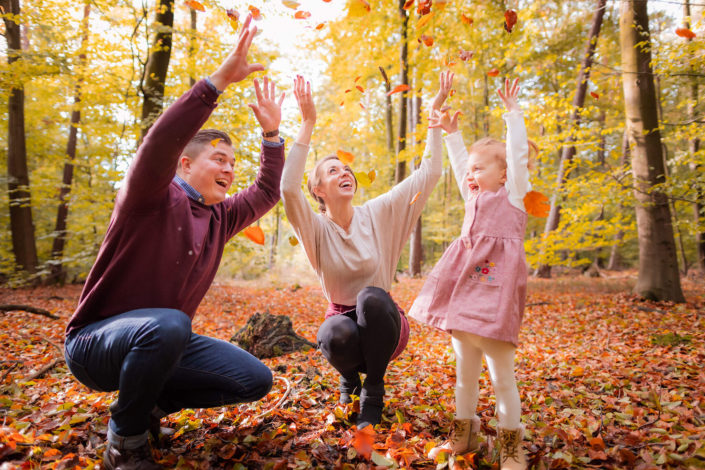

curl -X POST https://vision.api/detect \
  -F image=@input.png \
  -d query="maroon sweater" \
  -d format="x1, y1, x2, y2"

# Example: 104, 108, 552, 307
66, 79, 284, 334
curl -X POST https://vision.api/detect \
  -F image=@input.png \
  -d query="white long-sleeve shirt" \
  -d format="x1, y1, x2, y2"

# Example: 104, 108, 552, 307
445, 110, 530, 211
280, 128, 443, 305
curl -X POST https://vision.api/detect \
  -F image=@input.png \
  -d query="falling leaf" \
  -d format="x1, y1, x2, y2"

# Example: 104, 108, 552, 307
449, 89, 456, 97
417, 11, 435, 29
417, 0, 431, 15
504, 9, 517, 33
434, 1, 448, 12
460, 13, 473, 25
315, 23, 326, 30
226, 9, 240, 21
402, 0, 414, 10
459, 48, 474, 61
336, 149, 355, 164
248, 5, 262, 20
418, 34, 434, 47
242, 226, 265, 245
295, 10, 311, 19
288, 236, 299, 246
387, 84, 410, 96
368, 169, 376, 182
523, 190, 550, 217
675, 27, 696, 39
340, 101, 344, 106
359, 103, 365, 110
590, 91, 599, 100
210, 138, 221, 147
185, 0, 205, 11
354, 75, 361, 82
344, 89, 352, 93
348, 0, 370, 17
356, 171, 372, 188
409, 191, 421, 205
282, 0, 300, 9
442, 55, 457, 67
487, 68, 500, 77
356, 85, 365, 92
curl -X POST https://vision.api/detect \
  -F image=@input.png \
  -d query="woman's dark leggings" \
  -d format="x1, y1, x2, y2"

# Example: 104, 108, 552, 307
316, 286, 401, 386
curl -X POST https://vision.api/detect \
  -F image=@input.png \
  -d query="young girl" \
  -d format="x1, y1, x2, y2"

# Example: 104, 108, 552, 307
409, 77, 530, 470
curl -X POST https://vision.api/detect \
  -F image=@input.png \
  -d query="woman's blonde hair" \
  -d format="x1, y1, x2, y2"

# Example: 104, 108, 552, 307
307, 155, 358, 213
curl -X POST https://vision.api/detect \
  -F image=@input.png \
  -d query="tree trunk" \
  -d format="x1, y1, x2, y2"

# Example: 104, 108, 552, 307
683, 0, 704, 272
48, 3, 91, 285
2, 0, 38, 275
620, 0, 684, 301
409, 94, 423, 276
607, 130, 630, 270
189, 8, 197, 88
378, 67, 395, 158
395, 0, 409, 185
269, 204, 280, 269
536, 0, 607, 279
140, 0, 174, 141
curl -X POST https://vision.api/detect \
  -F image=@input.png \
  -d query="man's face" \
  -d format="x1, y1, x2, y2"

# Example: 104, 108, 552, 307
180, 142, 235, 205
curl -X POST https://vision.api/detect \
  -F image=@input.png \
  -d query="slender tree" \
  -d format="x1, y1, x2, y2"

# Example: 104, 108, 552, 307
395, 0, 409, 184
49, 3, 91, 285
536, 0, 607, 278
619, 0, 684, 301
2, 0, 38, 275
409, 93, 423, 276
140, 0, 174, 140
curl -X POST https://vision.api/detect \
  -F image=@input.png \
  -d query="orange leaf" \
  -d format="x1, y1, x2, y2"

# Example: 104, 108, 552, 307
248, 5, 262, 20
359, 103, 365, 110
242, 226, 265, 245
417, 0, 431, 15
449, 89, 456, 97
675, 27, 696, 39
226, 9, 240, 22
459, 48, 473, 61
344, 89, 352, 93
571, 366, 585, 377
417, 11, 435, 29
336, 149, 355, 164
289, 235, 299, 246
487, 68, 500, 77
523, 190, 550, 217
387, 84, 410, 96
589, 436, 606, 451
402, 0, 414, 10
185, 0, 205, 11
315, 22, 326, 30
368, 169, 376, 182
340, 101, 344, 106
409, 191, 421, 205
352, 425, 375, 459
356, 85, 365, 92
354, 75, 361, 82
295, 10, 311, 19
443, 55, 457, 67
418, 34, 434, 47
282, 0, 300, 9
460, 13, 473, 25
210, 138, 221, 147
590, 91, 599, 100
504, 9, 517, 33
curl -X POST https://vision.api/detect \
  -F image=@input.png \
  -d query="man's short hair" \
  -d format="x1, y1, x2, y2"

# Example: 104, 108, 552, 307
182, 129, 232, 159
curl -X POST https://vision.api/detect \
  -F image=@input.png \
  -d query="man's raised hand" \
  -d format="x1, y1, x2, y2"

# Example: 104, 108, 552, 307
209, 14, 265, 91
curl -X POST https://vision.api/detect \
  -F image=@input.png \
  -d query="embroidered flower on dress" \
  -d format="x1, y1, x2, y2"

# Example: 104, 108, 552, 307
482, 267, 489, 274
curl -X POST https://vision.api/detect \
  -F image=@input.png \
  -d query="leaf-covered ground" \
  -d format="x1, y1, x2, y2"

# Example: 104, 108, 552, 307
1, 274, 704, 469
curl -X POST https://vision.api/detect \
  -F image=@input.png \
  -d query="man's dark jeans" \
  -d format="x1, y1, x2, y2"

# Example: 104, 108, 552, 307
64, 309, 272, 448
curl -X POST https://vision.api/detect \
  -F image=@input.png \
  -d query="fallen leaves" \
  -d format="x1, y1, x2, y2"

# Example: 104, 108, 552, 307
242, 225, 265, 245
1, 275, 703, 469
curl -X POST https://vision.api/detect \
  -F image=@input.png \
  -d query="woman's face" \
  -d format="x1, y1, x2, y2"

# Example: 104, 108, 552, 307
313, 158, 356, 205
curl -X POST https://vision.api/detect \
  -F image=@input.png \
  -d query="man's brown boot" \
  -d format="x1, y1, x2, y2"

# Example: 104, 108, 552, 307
428, 416, 481, 459
497, 426, 527, 470
103, 441, 161, 470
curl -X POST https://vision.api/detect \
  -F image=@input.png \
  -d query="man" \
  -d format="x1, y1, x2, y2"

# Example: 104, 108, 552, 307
63, 16, 284, 469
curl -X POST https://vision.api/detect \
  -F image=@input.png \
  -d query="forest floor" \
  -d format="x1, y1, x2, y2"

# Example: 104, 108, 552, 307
1, 272, 704, 469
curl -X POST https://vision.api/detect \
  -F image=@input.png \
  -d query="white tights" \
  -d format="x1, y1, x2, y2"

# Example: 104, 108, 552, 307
451, 330, 521, 429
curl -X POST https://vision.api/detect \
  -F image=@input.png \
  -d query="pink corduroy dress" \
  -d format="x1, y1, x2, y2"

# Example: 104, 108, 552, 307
409, 185, 527, 346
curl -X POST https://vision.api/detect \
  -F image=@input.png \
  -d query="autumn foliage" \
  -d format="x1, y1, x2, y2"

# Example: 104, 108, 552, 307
1, 275, 704, 468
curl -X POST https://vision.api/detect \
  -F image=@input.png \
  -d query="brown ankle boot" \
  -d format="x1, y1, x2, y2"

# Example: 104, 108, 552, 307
428, 416, 481, 459
497, 426, 527, 470
103, 441, 162, 470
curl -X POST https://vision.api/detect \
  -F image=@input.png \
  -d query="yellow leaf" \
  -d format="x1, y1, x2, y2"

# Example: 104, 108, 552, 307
347, 0, 370, 17
409, 191, 421, 205
355, 171, 371, 188
282, 0, 299, 9
185, 0, 205, 12
210, 138, 221, 147
288, 236, 299, 246
417, 11, 435, 29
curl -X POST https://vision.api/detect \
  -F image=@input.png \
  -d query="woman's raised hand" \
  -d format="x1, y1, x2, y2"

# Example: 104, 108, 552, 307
431, 70, 454, 112
249, 76, 285, 136
497, 78, 521, 113
294, 75, 316, 125
293, 75, 316, 146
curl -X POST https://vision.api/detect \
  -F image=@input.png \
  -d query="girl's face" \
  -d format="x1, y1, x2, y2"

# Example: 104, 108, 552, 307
465, 151, 507, 193
312, 159, 357, 204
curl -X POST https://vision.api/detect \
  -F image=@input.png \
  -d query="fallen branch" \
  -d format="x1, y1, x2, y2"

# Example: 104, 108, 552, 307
0, 361, 21, 382
527, 302, 552, 307
254, 375, 292, 420
0, 304, 59, 320
22, 357, 65, 381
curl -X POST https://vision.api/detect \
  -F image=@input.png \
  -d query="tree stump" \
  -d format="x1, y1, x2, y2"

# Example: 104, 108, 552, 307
231, 312, 316, 359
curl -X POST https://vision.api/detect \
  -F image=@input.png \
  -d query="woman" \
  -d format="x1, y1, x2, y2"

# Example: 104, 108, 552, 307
281, 74, 448, 428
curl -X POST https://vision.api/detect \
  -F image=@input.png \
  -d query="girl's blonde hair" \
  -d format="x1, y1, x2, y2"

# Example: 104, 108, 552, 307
469, 137, 539, 171
307, 155, 358, 213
